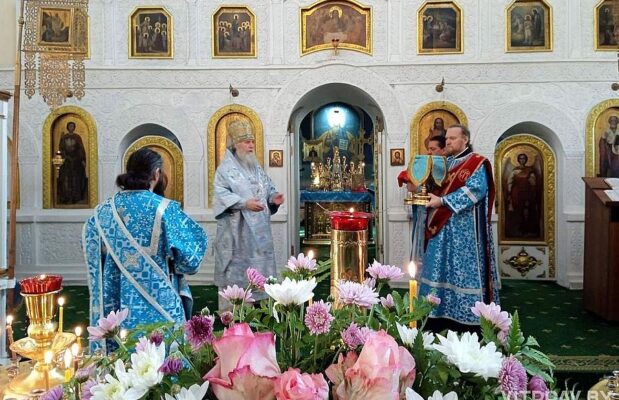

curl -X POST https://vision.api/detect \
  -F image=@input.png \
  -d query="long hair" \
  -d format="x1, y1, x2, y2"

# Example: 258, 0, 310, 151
116, 148, 164, 191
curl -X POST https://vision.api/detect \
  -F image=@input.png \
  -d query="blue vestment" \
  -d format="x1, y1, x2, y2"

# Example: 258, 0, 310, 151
82, 190, 207, 350
418, 151, 500, 325
213, 150, 280, 296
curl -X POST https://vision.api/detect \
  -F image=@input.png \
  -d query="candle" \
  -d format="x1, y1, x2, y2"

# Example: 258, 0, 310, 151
74, 326, 83, 349
71, 343, 80, 372
44, 350, 54, 390
57, 297, 65, 333
64, 350, 73, 382
6, 315, 16, 362
408, 261, 418, 328
307, 249, 315, 261
119, 329, 128, 342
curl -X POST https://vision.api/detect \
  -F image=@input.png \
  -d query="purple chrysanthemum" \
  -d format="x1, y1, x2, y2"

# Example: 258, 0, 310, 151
81, 379, 97, 400
426, 294, 441, 306
287, 253, 317, 272
337, 280, 379, 309
149, 330, 164, 346
74, 364, 94, 383
218, 284, 254, 305
220, 310, 234, 326
341, 322, 363, 349
304, 300, 335, 335
528, 376, 550, 400
40, 385, 63, 400
184, 315, 215, 350
159, 356, 183, 375
357, 327, 374, 345
380, 294, 395, 309
498, 356, 527, 399
366, 260, 405, 282
246, 268, 266, 290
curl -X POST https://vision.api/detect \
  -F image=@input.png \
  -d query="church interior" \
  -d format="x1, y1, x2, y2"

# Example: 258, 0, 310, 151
0, 0, 618, 397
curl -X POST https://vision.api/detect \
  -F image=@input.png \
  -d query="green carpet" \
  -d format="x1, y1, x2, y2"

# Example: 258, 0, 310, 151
9, 280, 619, 374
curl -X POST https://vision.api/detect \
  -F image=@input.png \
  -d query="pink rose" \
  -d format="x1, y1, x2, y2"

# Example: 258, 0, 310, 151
204, 323, 281, 400
334, 330, 416, 399
274, 368, 329, 400
325, 352, 359, 399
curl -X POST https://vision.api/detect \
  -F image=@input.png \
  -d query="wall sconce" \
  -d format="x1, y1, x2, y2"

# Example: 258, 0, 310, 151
435, 77, 445, 93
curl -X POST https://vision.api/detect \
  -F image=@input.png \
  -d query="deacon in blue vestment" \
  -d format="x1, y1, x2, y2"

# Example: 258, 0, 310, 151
213, 120, 284, 308
419, 125, 500, 326
83, 148, 207, 350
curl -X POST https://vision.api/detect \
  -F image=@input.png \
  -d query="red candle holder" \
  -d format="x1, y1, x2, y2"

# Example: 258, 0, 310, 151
329, 211, 373, 231
20, 275, 63, 294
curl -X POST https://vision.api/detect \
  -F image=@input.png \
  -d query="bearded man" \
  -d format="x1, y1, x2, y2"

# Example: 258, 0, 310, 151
213, 120, 285, 309
420, 124, 500, 331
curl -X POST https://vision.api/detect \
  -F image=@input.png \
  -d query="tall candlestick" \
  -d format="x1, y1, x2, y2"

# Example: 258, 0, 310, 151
6, 315, 16, 362
57, 297, 65, 332
408, 261, 418, 328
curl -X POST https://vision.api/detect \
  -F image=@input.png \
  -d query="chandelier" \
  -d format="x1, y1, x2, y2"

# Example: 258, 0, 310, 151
21, 0, 89, 109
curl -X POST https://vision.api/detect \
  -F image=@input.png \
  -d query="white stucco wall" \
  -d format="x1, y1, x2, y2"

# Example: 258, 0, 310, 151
0, 0, 616, 288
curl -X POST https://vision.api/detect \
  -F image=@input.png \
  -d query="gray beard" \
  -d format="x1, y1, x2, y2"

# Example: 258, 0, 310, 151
236, 152, 258, 170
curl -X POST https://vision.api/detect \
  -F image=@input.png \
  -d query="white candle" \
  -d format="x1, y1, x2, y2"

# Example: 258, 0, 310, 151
44, 350, 54, 390
6, 315, 16, 362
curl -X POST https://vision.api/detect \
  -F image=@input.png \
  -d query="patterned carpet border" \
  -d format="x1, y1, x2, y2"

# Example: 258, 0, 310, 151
549, 355, 619, 372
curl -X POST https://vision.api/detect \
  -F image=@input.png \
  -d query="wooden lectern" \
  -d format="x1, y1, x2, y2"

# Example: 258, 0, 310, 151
582, 177, 619, 321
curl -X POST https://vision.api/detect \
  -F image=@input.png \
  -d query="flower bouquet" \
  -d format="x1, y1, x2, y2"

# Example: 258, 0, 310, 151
50, 253, 555, 400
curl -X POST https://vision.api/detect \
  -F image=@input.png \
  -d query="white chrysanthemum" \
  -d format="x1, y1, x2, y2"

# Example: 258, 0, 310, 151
406, 388, 458, 400
127, 337, 166, 398
396, 323, 435, 349
90, 360, 138, 400
164, 381, 210, 400
264, 277, 316, 306
432, 331, 503, 380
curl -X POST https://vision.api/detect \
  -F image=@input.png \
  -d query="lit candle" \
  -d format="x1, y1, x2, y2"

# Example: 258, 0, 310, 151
348, 207, 355, 213
64, 350, 73, 382
119, 329, 128, 342
74, 326, 83, 350
57, 297, 65, 333
44, 350, 54, 390
307, 249, 315, 261
408, 261, 418, 328
6, 315, 16, 362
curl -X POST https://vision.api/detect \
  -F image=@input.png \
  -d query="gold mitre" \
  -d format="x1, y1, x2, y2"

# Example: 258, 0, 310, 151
227, 120, 254, 145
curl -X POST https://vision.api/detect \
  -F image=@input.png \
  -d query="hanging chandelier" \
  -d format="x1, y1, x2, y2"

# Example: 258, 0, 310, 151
21, 0, 89, 109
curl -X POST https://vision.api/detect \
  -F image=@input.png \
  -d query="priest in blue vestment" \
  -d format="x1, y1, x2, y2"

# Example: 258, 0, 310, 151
213, 120, 284, 309
83, 148, 207, 350
419, 125, 500, 327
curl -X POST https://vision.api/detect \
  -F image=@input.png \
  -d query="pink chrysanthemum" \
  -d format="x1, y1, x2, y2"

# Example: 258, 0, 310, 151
426, 294, 441, 306
363, 277, 376, 289
220, 310, 234, 326
149, 330, 164, 346
81, 379, 97, 400
184, 315, 215, 350
472, 301, 512, 335
498, 356, 527, 399
357, 327, 374, 345
366, 260, 405, 282
528, 375, 550, 400
337, 280, 379, 309
380, 294, 395, 309
246, 267, 266, 290
159, 356, 183, 375
341, 322, 363, 349
87, 308, 129, 341
287, 253, 317, 272
40, 386, 63, 400
218, 284, 254, 305
304, 300, 335, 335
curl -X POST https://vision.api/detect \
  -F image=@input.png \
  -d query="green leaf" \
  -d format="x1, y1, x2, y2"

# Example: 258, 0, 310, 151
506, 311, 525, 354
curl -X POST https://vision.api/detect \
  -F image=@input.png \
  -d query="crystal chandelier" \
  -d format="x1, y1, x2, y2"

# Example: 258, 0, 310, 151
21, 0, 89, 109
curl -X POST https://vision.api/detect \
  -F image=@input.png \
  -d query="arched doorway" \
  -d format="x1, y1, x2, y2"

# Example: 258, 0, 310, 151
287, 83, 385, 260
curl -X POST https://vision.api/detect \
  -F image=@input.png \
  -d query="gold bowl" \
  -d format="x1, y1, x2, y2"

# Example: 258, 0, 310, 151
10, 332, 76, 362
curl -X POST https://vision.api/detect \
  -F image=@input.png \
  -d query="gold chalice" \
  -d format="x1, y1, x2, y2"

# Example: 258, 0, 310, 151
7, 288, 76, 396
